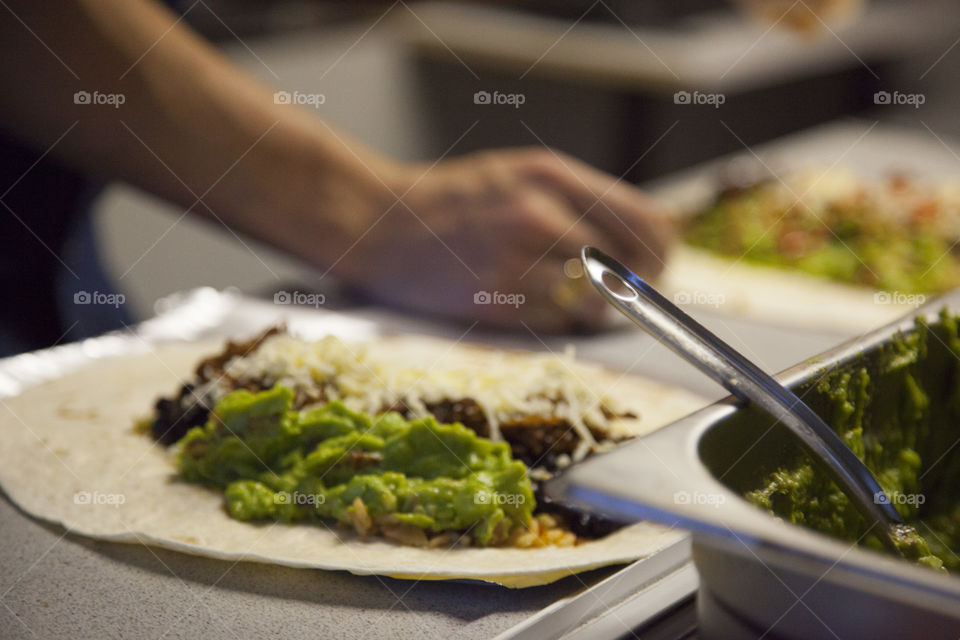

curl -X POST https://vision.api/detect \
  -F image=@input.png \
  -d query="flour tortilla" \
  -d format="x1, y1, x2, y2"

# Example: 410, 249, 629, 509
658, 245, 922, 334
0, 337, 704, 588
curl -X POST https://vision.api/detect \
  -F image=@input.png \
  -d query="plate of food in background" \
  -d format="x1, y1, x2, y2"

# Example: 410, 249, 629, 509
651, 121, 960, 333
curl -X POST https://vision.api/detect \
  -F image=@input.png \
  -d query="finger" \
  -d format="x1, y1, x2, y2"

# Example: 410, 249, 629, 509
500, 184, 636, 331
580, 180, 674, 280
518, 150, 674, 278
507, 184, 608, 267
556, 169, 674, 278
530, 150, 668, 220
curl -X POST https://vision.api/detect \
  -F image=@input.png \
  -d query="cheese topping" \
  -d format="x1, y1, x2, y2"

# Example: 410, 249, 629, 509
207, 334, 632, 460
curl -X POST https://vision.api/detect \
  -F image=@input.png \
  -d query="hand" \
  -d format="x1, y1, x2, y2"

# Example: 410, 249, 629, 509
332, 148, 673, 333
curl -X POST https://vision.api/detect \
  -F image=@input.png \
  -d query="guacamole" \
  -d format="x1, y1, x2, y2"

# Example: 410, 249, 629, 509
177, 386, 535, 546
685, 177, 960, 294
742, 309, 960, 571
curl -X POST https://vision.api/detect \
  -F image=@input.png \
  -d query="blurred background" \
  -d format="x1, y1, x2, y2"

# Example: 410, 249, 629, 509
93, 0, 960, 319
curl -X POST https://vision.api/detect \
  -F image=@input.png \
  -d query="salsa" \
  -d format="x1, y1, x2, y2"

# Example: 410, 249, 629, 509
178, 385, 535, 547
743, 309, 960, 571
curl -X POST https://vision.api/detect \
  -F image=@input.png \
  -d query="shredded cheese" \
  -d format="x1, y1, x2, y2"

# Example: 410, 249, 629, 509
211, 334, 627, 460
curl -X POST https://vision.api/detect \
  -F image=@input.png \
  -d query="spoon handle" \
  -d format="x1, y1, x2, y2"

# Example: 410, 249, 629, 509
581, 246, 903, 534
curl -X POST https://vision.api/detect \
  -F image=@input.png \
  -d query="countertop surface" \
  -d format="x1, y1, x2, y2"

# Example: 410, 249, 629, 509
0, 492, 623, 640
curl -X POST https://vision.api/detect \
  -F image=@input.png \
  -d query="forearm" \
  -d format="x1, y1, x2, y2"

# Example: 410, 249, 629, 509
0, 0, 675, 334
0, 0, 398, 262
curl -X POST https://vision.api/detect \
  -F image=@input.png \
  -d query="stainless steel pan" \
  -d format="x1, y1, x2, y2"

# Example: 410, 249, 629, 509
547, 289, 960, 639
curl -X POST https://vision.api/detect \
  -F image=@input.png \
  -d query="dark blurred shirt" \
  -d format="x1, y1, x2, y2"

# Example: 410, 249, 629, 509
0, 132, 130, 357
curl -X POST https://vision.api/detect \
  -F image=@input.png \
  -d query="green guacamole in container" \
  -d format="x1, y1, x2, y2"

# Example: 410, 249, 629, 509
737, 310, 960, 571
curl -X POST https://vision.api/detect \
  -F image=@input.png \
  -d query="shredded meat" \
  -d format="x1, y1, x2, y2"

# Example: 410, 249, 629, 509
422, 399, 488, 434
152, 327, 282, 444
194, 326, 283, 383
153, 383, 210, 445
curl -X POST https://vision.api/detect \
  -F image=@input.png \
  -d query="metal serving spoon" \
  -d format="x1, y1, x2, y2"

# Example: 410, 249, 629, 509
580, 246, 914, 554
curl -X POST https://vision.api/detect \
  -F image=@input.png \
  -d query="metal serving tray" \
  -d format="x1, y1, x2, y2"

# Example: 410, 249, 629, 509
548, 289, 960, 639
